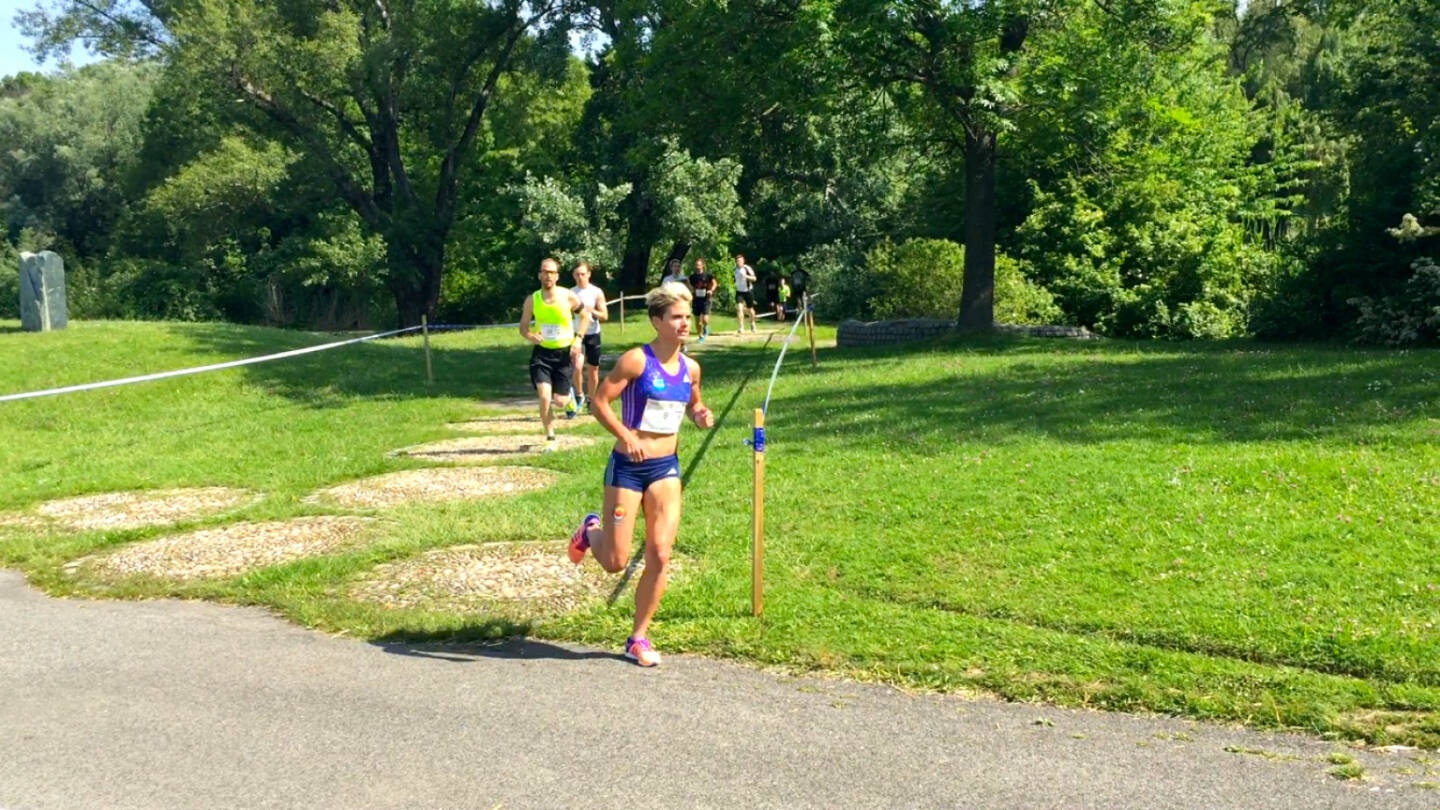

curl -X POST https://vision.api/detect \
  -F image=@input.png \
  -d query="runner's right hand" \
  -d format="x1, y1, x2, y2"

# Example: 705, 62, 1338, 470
621, 431, 646, 462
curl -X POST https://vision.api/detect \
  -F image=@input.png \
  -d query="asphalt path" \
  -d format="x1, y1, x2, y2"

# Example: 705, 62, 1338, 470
2, 569, 1435, 810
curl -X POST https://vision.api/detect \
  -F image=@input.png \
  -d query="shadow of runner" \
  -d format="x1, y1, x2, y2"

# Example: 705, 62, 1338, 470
605, 334, 777, 606
374, 637, 621, 663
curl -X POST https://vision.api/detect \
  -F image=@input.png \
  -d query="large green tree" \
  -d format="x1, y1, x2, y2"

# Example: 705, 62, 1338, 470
0, 62, 157, 258
834, 0, 1217, 330
20, 0, 578, 325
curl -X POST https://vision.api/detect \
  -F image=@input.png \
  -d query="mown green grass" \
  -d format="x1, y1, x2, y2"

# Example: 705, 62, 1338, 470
2, 317, 1438, 746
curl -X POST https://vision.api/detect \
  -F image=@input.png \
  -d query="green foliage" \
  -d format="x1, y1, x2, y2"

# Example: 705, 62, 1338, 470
650, 145, 746, 267
994, 255, 1063, 327
865, 238, 967, 320
1349, 258, 1440, 346
0, 62, 157, 258
802, 241, 871, 322
863, 237, 1061, 324
0, 240, 17, 319
511, 174, 632, 271
514, 140, 744, 284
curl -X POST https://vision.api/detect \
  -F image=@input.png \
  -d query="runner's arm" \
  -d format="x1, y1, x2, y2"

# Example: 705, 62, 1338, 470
592, 289, 609, 322
685, 357, 713, 429
518, 295, 541, 344
592, 349, 648, 460
570, 289, 593, 339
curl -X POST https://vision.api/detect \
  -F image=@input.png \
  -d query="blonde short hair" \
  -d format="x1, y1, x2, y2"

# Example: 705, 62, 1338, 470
647, 282, 693, 319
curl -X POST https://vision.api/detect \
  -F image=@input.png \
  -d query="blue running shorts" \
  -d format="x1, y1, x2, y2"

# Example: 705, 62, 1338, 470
604, 451, 681, 493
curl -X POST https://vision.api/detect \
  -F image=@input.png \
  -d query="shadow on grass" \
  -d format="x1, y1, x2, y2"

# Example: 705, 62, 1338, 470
767, 333, 1437, 445
170, 321, 782, 412
171, 322, 537, 408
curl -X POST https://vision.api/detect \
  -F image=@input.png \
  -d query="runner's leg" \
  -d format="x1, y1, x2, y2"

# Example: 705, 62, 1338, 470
588, 484, 642, 573
632, 477, 680, 639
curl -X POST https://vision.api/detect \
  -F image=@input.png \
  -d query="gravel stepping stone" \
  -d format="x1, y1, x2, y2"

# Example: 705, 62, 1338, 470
350, 542, 615, 616
28, 487, 257, 532
447, 415, 594, 433
308, 466, 557, 509
89, 516, 374, 580
393, 435, 598, 463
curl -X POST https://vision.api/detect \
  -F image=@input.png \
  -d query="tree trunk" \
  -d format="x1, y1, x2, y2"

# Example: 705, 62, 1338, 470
621, 242, 653, 295
387, 235, 445, 327
662, 240, 691, 270
619, 184, 659, 292
958, 127, 997, 331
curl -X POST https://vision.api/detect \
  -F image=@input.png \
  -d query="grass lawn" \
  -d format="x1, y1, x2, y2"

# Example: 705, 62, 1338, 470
1, 316, 1437, 746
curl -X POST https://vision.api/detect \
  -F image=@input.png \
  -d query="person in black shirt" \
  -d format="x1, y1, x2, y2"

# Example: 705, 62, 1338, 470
688, 258, 717, 341
789, 267, 810, 313
763, 272, 781, 321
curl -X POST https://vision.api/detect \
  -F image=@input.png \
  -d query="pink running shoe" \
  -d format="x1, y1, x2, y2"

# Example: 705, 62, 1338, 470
624, 636, 661, 667
568, 513, 600, 563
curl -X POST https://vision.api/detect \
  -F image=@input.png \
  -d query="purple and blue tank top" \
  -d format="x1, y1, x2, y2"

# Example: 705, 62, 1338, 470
621, 344, 692, 434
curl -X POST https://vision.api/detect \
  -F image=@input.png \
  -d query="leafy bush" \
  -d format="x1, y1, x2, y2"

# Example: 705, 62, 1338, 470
865, 238, 965, 320
1016, 180, 1259, 339
0, 240, 17, 319
1349, 258, 1440, 346
1248, 252, 1329, 339
863, 237, 1063, 325
103, 258, 224, 321
802, 242, 870, 321
994, 254, 1064, 326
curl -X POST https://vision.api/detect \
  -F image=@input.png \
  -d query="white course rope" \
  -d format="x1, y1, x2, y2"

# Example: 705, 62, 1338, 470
0, 319, 543, 404
0, 290, 734, 404
0, 326, 428, 403
760, 296, 816, 417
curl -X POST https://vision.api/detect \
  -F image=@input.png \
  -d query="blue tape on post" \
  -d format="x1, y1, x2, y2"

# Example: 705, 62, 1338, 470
753, 427, 766, 453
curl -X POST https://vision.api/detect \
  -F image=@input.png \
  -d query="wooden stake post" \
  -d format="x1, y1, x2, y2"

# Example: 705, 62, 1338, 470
619, 295, 626, 336
805, 295, 817, 369
752, 408, 765, 617
421, 314, 434, 384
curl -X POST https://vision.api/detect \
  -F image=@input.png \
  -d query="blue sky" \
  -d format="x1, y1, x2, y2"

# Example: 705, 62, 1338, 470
2, 0, 98, 79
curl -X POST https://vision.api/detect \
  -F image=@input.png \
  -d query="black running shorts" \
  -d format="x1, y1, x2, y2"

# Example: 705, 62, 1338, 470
529, 345, 573, 395
580, 333, 602, 367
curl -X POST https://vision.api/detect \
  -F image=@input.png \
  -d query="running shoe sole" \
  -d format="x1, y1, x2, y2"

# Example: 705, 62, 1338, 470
624, 637, 661, 667
569, 513, 600, 563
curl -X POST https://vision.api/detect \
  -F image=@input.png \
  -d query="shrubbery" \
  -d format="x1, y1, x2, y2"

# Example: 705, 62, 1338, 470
863, 238, 1062, 325
0, 241, 17, 319
1349, 258, 1440, 346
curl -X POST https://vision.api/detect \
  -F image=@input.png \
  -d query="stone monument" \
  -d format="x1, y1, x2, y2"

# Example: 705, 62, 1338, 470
19, 250, 67, 332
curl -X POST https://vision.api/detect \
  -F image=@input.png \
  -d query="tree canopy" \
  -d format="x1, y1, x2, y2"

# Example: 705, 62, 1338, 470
3, 0, 1434, 342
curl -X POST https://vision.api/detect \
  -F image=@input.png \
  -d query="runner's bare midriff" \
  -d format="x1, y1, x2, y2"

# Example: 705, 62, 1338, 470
614, 429, 681, 459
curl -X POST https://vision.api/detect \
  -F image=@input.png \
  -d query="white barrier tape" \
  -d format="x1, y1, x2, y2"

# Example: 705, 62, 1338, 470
761, 296, 817, 417
427, 322, 521, 330
0, 325, 423, 403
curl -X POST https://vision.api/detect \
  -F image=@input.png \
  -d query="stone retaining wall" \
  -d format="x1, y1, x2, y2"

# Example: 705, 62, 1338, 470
837, 319, 1097, 347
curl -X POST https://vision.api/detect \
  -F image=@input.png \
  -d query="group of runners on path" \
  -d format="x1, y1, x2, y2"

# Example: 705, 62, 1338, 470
517, 257, 718, 666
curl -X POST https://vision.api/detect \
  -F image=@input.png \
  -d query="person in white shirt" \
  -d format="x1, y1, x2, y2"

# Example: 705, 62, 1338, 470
733, 253, 758, 333
660, 257, 688, 287
570, 261, 608, 411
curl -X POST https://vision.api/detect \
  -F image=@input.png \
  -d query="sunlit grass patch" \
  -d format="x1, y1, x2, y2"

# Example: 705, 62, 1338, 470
1, 320, 1437, 745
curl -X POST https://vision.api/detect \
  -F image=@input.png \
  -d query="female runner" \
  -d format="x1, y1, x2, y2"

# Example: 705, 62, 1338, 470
567, 283, 714, 666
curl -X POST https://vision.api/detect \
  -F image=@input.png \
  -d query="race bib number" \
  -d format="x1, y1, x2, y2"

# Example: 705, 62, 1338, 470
540, 323, 563, 341
638, 399, 685, 434
694, 288, 708, 298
